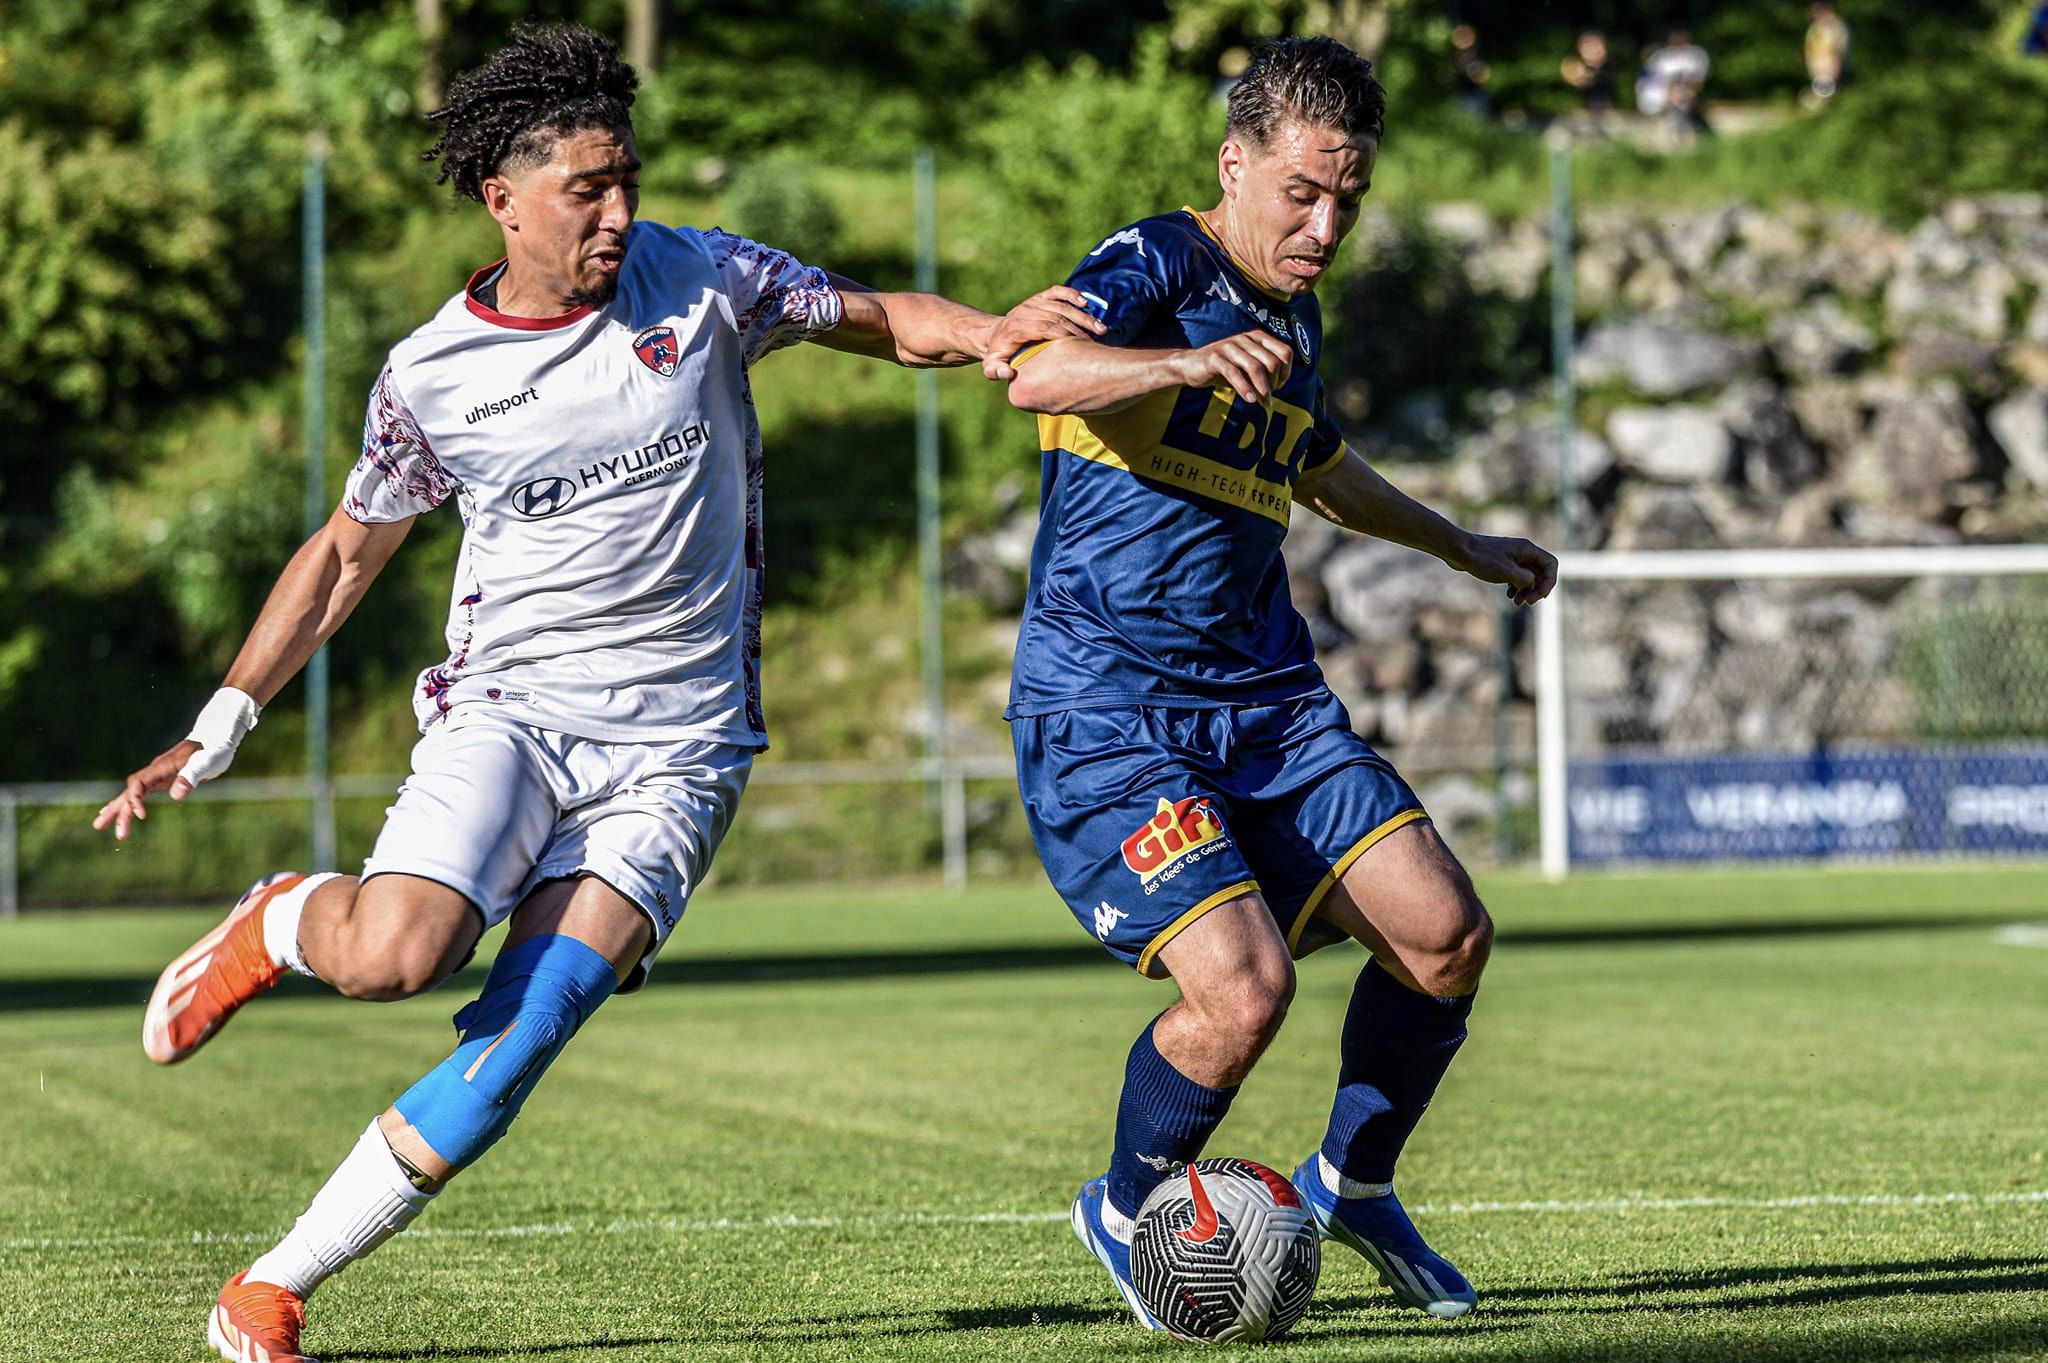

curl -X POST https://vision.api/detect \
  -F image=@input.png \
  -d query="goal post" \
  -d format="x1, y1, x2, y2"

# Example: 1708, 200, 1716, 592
1535, 544, 2048, 878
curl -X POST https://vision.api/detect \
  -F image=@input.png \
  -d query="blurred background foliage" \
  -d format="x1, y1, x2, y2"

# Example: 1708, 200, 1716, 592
3, 0, 2047, 783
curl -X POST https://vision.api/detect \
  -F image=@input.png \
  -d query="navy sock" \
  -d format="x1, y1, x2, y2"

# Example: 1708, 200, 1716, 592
1321, 957, 1475, 1185
1105, 1016, 1238, 1219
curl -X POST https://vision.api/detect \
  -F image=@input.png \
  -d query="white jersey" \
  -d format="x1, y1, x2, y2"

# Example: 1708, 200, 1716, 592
343, 221, 842, 745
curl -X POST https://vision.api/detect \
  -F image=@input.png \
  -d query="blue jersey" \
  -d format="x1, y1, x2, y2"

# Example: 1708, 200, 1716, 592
1006, 209, 1351, 719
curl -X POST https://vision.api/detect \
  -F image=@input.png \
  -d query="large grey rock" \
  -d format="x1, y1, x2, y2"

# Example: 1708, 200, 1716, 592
1767, 297, 1876, 378
1691, 485, 1780, 546
1606, 484, 1723, 550
1281, 510, 1346, 576
1320, 538, 1492, 650
1706, 245, 1809, 311
1808, 211, 1904, 298
1888, 327, 2004, 392
1732, 203, 1808, 259
1884, 220, 2019, 341
1453, 422, 1613, 503
1465, 218, 1550, 299
1712, 585, 1797, 644
1621, 255, 1690, 313
1787, 379, 1866, 462
1662, 206, 1737, 276
1575, 237, 1633, 313
1606, 406, 1735, 483
1774, 486, 1844, 546
1402, 656, 1499, 757
1836, 502, 1963, 545
1414, 774, 1495, 840
1574, 317, 1763, 396
1884, 270, 2017, 341
1847, 380, 1997, 514
1989, 389, 2048, 492
1719, 381, 1827, 493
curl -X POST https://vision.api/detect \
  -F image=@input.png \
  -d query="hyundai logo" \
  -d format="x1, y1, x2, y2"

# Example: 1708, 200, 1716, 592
510, 476, 577, 519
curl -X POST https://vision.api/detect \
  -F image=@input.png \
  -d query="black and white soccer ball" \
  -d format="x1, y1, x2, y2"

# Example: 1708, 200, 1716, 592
1129, 1157, 1321, 1342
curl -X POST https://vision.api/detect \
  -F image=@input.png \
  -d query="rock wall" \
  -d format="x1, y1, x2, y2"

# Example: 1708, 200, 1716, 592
951, 196, 2048, 844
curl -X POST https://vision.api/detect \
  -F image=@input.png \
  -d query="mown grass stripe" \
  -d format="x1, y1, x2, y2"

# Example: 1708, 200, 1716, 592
7, 1188, 2044, 1254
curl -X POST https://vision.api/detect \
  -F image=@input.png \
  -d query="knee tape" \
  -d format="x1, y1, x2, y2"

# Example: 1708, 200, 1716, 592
393, 934, 618, 1169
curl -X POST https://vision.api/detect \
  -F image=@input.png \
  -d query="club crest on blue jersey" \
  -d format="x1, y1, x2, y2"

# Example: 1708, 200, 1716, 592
633, 325, 680, 377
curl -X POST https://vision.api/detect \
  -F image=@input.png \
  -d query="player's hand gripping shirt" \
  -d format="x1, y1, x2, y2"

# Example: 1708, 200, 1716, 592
345, 222, 842, 745
1007, 209, 1348, 718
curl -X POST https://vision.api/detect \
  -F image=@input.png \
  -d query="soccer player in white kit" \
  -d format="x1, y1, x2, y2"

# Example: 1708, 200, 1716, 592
90, 24, 1100, 1362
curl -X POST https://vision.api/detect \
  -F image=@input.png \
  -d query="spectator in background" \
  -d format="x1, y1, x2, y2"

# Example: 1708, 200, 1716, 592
1450, 24, 1491, 116
2024, 3, 2048, 56
1804, 2, 1851, 104
1561, 29, 1617, 113
1639, 27, 1710, 145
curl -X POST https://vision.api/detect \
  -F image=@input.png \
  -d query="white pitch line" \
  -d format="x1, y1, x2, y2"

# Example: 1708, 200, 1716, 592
4, 1189, 2045, 1255
1994, 923, 2048, 948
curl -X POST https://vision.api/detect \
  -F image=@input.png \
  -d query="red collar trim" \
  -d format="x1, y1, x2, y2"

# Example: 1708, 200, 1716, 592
462, 261, 595, 331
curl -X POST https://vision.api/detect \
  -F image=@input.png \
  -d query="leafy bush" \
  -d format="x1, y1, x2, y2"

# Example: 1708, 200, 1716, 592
1323, 208, 1546, 442
725, 157, 846, 267
963, 34, 1220, 304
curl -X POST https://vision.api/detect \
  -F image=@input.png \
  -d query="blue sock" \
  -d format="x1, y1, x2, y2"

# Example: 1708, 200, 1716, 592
1320, 958, 1474, 1185
1106, 1016, 1238, 1219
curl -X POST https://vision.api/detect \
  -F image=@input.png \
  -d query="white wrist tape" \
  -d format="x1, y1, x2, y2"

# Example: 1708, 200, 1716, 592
178, 687, 262, 788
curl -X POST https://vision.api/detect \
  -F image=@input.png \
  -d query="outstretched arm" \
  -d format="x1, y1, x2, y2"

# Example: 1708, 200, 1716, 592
1005, 328, 1297, 416
811, 276, 1104, 372
1295, 447, 1557, 607
93, 507, 413, 839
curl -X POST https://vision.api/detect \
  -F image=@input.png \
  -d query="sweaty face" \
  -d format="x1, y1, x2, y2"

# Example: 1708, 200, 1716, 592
485, 125, 641, 313
1217, 120, 1376, 297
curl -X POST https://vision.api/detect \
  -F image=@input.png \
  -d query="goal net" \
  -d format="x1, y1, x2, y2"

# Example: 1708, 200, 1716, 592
1534, 546, 2048, 876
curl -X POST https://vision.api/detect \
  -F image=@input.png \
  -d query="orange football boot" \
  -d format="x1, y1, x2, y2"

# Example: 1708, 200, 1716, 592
142, 873, 306, 1065
208, 1270, 314, 1363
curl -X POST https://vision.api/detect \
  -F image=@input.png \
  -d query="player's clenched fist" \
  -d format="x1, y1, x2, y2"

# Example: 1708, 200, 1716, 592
1173, 330, 1295, 405
1454, 533, 1559, 607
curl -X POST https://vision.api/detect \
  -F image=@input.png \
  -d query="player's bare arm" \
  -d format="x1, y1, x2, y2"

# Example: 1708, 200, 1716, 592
1004, 327, 1295, 415
92, 508, 413, 839
816, 278, 1104, 372
1294, 446, 1556, 606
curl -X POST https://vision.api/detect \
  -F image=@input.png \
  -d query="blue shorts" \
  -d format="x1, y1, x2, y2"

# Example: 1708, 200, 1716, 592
1013, 691, 1428, 978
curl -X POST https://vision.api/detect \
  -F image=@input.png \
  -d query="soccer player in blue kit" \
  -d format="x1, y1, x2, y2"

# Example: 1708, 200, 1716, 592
1000, 37, 1557, 1326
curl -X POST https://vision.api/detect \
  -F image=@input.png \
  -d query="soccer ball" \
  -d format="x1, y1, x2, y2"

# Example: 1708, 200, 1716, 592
1129, 1156, 1321, 1342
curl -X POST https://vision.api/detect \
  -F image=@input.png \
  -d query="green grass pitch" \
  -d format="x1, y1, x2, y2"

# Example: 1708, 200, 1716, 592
4, 864, 2047, 1361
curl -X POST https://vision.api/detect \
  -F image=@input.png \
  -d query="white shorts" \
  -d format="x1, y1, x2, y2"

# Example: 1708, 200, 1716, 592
360, 708, 752, 988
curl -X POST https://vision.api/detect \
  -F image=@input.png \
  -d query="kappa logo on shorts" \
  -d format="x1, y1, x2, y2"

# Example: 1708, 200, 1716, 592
1120, 796, 1232, 895
633, 325, 680, 377
1092, 900, 1128, 941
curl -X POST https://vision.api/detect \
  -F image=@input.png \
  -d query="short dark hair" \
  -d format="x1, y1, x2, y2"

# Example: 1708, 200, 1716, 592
1226, 36, 1386, 146
424, 22, 639, 203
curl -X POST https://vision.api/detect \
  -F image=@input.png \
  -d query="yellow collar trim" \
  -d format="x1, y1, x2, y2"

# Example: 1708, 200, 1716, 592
1182, 207, 1293, 303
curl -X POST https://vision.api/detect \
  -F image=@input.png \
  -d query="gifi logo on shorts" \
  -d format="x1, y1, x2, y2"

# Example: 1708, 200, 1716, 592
1121, 796, 1231, 894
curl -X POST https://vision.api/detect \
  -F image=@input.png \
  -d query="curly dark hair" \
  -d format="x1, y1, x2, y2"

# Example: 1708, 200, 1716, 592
423, 22, 639, 203
1226, 36, 1386, 146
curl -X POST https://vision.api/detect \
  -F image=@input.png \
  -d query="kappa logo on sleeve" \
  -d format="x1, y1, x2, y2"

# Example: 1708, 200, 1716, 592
633, 325, 680, 377
1089, 226, 1146, 259
1120, 796, 1232, 894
